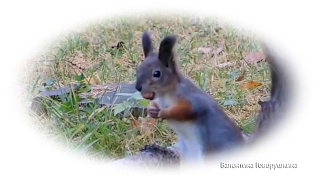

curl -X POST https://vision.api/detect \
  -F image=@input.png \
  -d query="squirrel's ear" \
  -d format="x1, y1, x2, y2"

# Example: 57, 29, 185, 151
158, 35, 177, 68
141, 31, 153, 58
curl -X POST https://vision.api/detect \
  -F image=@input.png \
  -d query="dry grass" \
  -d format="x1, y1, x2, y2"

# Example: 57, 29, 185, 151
22, 14, 271, 161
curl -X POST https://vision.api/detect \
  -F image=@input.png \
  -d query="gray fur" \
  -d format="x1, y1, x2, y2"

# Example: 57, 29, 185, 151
136, 32, 245, 162
141, 31, 153, 57
175, 75, 244, 155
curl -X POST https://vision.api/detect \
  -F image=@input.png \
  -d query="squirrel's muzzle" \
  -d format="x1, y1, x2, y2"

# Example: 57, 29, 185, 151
135, 80, 155, 100
135, 84, 142, 92
141, 92, 155, 100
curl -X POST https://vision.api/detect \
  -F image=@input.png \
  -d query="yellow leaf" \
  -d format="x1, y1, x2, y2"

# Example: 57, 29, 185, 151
241, 81, 262, 90
84, 74, 101, 85
136, 135, 145, 140
143, 130, 153, 137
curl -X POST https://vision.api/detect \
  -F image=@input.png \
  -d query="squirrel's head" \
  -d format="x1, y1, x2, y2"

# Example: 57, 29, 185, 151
135, 31, 180, 100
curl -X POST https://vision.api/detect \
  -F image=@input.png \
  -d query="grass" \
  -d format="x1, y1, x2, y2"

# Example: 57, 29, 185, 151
22, 14, 271, 161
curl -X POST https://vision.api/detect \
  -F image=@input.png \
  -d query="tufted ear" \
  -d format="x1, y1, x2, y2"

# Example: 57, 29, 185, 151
141, 31, 154, 58
158, 34, 177, 68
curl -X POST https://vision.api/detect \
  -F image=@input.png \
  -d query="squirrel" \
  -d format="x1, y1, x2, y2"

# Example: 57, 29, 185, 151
135, 31, 289, 165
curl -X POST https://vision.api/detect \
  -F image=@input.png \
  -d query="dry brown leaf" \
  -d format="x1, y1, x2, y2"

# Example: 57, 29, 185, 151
83, 74, 101, 85
72, 137, 82, 143
212, 80, 221, 87
235, 74, 245, 82
235, 70, 246, 82
241, 81, 262, 90
70, 52, 91, 69
131, 119, 141, 128
64, 51, 98, 77
197, 47, 212, 54
213, 45, 224, 55
215, 62, 234, 68
244, 51, 265, 63
198, 45, 224, 55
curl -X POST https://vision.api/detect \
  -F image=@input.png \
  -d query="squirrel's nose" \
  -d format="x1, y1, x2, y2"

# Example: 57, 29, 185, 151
135, 84, 142, 92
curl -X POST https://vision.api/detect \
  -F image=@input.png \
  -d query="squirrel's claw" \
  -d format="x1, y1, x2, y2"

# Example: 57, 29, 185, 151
147, 106, 160, 118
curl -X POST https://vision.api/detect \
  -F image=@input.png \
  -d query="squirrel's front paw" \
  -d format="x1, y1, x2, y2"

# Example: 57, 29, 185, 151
147, 106, 160, 118
158, 109, 169, 119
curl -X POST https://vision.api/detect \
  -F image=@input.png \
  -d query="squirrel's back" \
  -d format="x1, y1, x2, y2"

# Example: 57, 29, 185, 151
174, 73, 245, 154
135, 31, 291, 163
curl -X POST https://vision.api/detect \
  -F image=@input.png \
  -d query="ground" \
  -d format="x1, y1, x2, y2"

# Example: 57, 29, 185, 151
21, 14, 271, 162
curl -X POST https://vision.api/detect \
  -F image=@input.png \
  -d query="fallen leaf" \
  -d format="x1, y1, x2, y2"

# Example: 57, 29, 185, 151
143, 130, 153, 137
235, 75, 244, 82
72, 137, 82, 143
84, 74, 101, 85
215, 62, 234, 68
244, 51, 265, 63
68, 52, 92, 72
212, 80, 220, 87
235, 70, 246, 82
131, 119, 141, 128
135, 135, 145, 141
197, 47, 212, 54
213, 45, 224, 55
198, 45, 224, 55
241, 81, 262, 90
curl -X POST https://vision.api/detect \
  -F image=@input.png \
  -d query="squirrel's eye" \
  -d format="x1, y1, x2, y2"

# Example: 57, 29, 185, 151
152, 70, 161, 78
